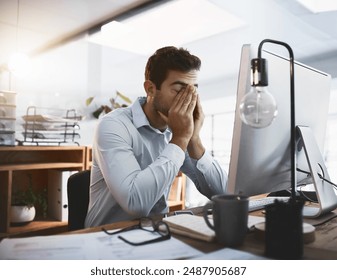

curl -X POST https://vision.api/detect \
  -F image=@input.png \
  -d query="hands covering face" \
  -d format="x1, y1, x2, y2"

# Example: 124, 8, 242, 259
157, 85, 205, 152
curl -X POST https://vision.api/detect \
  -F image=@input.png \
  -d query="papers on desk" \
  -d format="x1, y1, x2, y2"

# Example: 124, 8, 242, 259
0, 215, 267, 260
192, 248, 267, 260
0, 229, 202, 260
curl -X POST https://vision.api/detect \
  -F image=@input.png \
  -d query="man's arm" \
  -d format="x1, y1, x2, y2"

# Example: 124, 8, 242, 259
94, 115, 185, 217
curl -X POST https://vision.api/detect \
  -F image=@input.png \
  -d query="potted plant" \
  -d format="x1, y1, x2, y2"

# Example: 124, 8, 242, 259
86, 91, 132, 119
11, 174, 47, 225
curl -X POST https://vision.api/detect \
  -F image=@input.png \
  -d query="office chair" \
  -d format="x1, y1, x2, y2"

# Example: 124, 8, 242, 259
67, 170, 91, 231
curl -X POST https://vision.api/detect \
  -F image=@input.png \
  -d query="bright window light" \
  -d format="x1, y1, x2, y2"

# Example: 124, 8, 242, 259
8, 52, 31, 77
296, 0, 337, 13
88, 0, 245, 55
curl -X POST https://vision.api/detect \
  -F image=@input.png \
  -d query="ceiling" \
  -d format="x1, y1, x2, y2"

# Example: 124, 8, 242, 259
1, 0, 337, 101
0, 0, 152, 67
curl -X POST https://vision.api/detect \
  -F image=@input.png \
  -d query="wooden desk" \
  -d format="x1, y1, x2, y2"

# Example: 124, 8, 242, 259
73, 206, 337, 260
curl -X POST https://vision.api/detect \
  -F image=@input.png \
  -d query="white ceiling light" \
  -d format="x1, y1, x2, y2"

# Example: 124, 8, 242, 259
88, 0, 245, 55
296, 0, 337, 13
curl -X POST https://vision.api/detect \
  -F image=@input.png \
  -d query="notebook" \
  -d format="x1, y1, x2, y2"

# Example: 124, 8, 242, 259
163, 214, 266, 242
163, 214, 215, 242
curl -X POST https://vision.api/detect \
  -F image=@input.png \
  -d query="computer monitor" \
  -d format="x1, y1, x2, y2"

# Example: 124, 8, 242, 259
227, 44, 337, 217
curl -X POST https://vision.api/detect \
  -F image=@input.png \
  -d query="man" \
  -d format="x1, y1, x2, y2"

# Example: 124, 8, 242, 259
85, 46, 227, 227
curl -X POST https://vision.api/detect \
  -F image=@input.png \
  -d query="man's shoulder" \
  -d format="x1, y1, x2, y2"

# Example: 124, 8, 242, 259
96, 107, 135, 133
100, 107, 132, 124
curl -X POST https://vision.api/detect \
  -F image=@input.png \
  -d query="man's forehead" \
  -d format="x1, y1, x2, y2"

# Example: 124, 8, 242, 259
165, 70, 198, 85
169, 81, 198, 88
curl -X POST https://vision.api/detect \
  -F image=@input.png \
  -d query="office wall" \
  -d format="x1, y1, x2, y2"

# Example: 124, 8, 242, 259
0, 37, 241, 147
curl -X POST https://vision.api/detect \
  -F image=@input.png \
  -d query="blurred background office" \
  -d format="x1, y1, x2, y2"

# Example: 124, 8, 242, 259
0, 0, 336, 206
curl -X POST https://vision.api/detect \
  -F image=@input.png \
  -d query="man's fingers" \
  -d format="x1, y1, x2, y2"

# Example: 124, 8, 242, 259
170, 86, 187, 109
193, 94, 202, 117
186, 90, 198, 113
176, 85, 196, 111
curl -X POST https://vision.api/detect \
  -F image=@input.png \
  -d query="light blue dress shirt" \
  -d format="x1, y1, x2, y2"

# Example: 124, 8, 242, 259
85, 97, 227, 227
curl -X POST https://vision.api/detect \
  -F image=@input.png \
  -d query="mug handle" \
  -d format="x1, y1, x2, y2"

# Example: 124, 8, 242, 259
203, 202, 214, 230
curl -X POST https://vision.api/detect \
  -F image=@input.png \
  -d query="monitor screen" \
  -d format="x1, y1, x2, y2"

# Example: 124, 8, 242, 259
227, 44, 331, 197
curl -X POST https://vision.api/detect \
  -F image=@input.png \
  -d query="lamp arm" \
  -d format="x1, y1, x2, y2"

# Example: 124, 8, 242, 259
257, 39, 297, 199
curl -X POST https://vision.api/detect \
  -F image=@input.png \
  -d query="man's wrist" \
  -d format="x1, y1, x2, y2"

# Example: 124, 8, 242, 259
187, 136, 205, 159
170, 136, 189, 152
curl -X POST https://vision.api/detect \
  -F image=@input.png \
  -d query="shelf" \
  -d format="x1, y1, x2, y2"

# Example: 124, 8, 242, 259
0, 146, 88, 236
0, 146, 85, 166
168, 200, 185, 212
0, 162, 84, 171
0, 220, 68, 240
0, 145, 84, 151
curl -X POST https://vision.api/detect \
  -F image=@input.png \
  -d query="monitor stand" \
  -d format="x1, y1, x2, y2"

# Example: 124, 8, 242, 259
297, 125, 337, 218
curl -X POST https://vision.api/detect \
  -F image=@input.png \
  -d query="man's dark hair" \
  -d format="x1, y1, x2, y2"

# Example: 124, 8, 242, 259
145, 46, 201, 89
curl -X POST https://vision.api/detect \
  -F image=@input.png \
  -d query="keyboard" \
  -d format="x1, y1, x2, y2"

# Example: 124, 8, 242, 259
248, 196, 290, 212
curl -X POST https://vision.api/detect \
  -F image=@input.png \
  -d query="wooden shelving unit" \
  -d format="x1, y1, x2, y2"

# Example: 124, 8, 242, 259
0, 146, 86, 238
85, 146, 92, 170
168, 171, 186, 212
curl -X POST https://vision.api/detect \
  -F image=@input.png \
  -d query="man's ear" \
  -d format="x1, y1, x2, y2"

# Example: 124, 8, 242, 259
144, 80, 156, 97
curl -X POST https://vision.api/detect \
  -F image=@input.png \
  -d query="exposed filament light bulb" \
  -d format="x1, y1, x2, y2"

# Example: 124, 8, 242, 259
239, 58, 278, 128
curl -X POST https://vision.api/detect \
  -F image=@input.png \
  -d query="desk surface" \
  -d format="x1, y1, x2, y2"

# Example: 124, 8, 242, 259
73, 205, 337, 260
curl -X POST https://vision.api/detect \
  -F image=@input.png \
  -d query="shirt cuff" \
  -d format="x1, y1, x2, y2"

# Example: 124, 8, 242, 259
195, 150, 213, 173
161, 143, 185, 169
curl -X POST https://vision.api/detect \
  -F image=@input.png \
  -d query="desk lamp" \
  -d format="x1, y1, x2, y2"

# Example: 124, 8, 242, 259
239, 39, 304, 259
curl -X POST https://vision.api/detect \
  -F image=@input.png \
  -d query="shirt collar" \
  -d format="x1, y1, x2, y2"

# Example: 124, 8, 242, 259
131, 97, 171, 136
131, 97, 149, 129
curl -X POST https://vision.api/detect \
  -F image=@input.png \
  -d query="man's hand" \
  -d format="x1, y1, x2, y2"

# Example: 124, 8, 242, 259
187, 93, 206, 159
191, 94, 205, 141
157, 85, 197, 151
